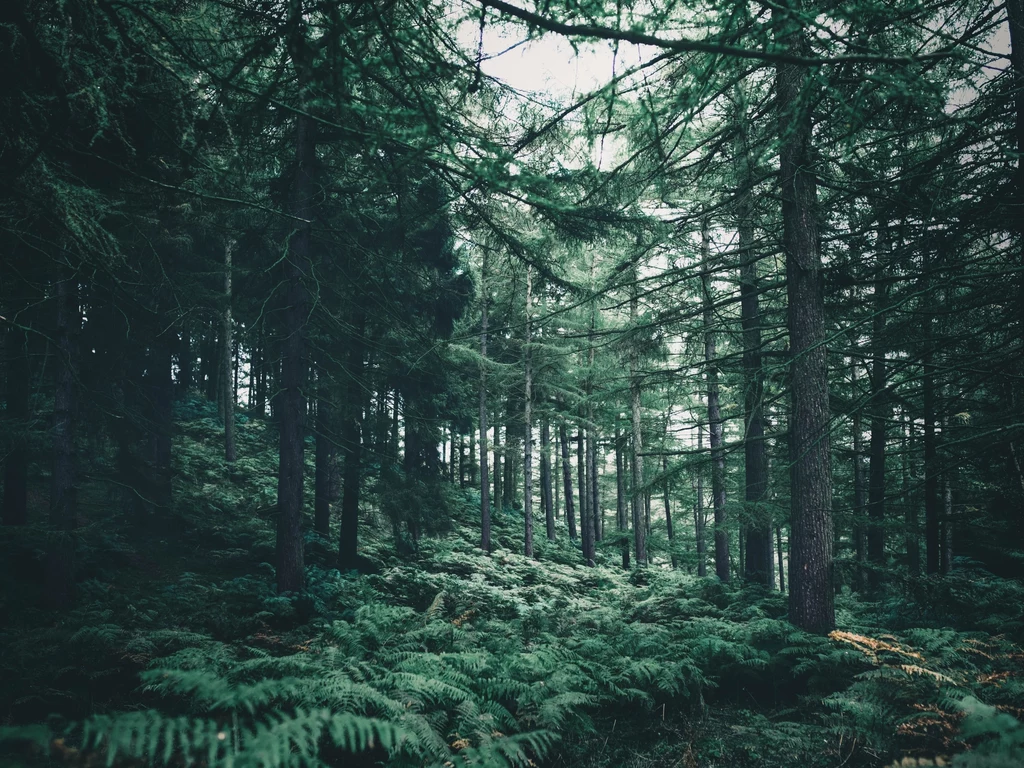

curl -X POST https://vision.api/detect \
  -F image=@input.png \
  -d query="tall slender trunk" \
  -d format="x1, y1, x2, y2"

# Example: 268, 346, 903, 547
630, 272, 647, 566
178, 325, 193, 397
777, 526, 786, 592
524, 267, 534, 558
578, 427, 593, 564
541, 419, 555, 541
152, 318, 174, 509
663, 453, 676, 568
739, 176, 770, 585
223, 240, 237, 463
3, 324, 29, 526
696, 417, 706, 577
276, 110, 313, 594
852, 365, 868, 591
314, 359, 333, 536
902, 411, 920, 574
47, 272, 77, 608
560, 422, 577, 539
777, 0, 833, 631
616, 427, 630, 569
338, 312, 365, 570
493, 422, 502, 515
867, 248, 888, 589
702, 219, 729, 582
923, 334, 940, 575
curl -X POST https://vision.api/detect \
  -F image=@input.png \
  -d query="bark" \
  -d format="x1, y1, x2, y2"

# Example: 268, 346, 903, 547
493, 423, 502, 515
867, 263, 888, 589
578, 427, 594, 564
3, 324, 29, 526
696, 418, 707, 577
663, 453, 676, 568
275, 110, 314, 594
47, 273, 77, 608
223, 240, 237, 463
702, 218, 730, 582
923, 344, 940, 574
776, 1, 833, 631
851, 365, 868, 591
177, 325, 193, 397
776, 525, 786, 592
524, 266, 534, 558
541, 419, 555, 541
616, 427, 630, 569
151, 321, 174, 509
739, 182, 771, 586
560, 422, 577, 539
630, 273, 647, 566
314, 361, 333, 536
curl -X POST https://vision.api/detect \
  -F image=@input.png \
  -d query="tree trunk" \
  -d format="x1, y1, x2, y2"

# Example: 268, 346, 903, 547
541, 419, 555, 541
3, 324, 29, 526
739, 180, 770, 586
777, 0, 834, 632
151, 320, 174, 509
560, 422, 577, 539
663, 453, 676, 568
276, 111, 313, 594
777, 525, 786, 592
867, 255, 888, 589
702, 218, 730, 582
851, 365, 868, 591
578, 427, 593, 564
178, 325, 193, 397
696, 417, 707, 577
493, 422, 502, 516
524, 267, 534, 558
616, 427, 630, 569
923, 347, 940, 574
314, 360, 333, 536
630, 273, 647, 566
223, 240, 237, 463
47, 273, 77, 608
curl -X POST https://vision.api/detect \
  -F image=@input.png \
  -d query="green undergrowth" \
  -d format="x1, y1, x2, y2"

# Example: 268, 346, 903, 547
2, 404, 1023, 768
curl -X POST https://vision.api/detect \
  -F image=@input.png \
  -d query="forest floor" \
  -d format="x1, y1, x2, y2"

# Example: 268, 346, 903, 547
2, 400, 1024, 768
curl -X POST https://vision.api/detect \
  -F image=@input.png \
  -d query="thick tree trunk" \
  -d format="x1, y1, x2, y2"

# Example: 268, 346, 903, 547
702, 219, 730, 582
276, 112, 313, 594
3, 324, 29, 526
777, 0, 834, 631
223, 240, 237, 463
559, 422, 577, 539
47, 273, 77, 608
739, 187, 770, 585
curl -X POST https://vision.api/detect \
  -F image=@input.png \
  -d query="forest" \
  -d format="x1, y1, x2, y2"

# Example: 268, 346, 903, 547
1, 0, 1024, 766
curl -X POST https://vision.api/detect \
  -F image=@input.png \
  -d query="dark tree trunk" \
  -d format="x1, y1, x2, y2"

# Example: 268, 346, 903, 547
338, 311, 366, 570
941, 470, 954, 574
3, 324, 29, 526
587, 427, 599, 546
524, 267, 534, 558
223, 241, 237, 463
852, 365, 868, 591
314, 361, 333, 536
739, 189, 770, 586
867, 268, 888, 589
702, 219, 729, 582
923, 348, 940, 574
616, 428, 630, 569
276, 111, 314, 594
696, 418, 707, 577
541, 419, 555, 541
777, 0, 834, 632
578, 427, 593, 564
559, 422, 577, 539
777, 525, 786, 592
47, 273, 77, 608
493, 424, 502, 515
663, 453, 676, 568
503, 422, 515, 510
630, 274, 647, 566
